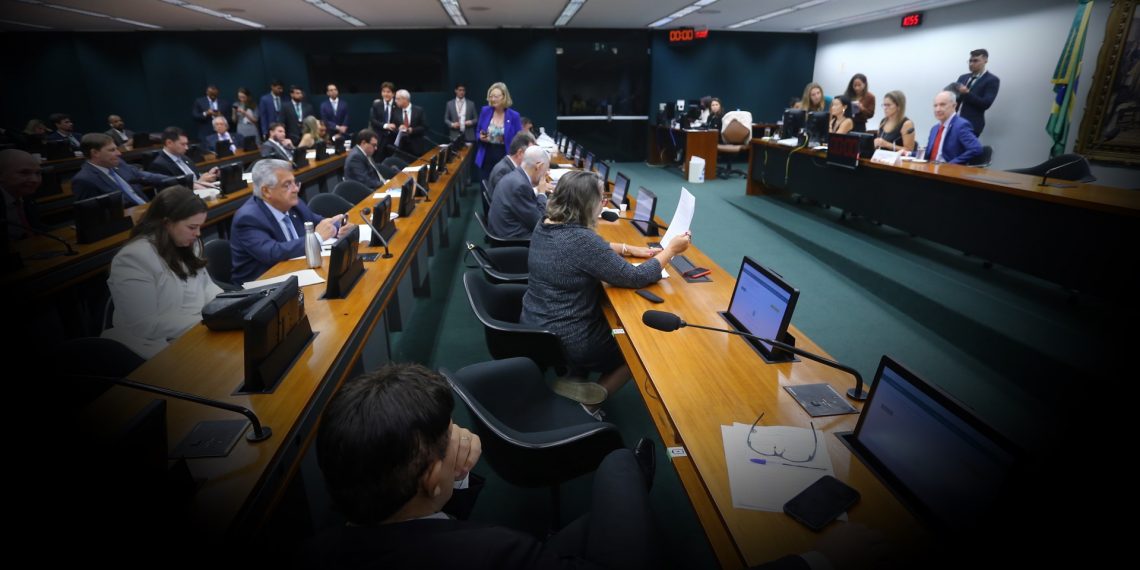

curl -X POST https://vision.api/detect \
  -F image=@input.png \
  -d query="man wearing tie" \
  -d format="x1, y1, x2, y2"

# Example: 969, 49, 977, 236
953, 49, 1000, 136
393, 89, 427, 156
344, 129, 386, 189
261, 123, 295, 162
71, 134, 170, 205
146, 127, 219, 189
444, 82, 477, 142
45, 113, 82, 150
282, 85, 313, 146
924, 90, 983, 165
192, 85, 231, 143
320, 83, 350, 139
229, 159, 354, 285
104, 115, 134, 149
0, 149, 47, 240
369, 82, 398, 158
204, 116, 243, 156
258, 80, 286, 139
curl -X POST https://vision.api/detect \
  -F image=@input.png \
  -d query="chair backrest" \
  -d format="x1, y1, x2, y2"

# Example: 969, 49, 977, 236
474, 210, 531, 248
204, 238, 240, 291
57, 337, 146, 408
466, 241, 529, 283
1007, 153, 1096, 182
462, 270, 564, 369
968, 145, 994, 167
308, 192, 354, 218
721, 110, 754, 145
333, 180, 372, 204
481, 184, 492, 218
102, 296, 115, 332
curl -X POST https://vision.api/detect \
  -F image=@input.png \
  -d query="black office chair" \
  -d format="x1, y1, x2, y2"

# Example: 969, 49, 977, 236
441, 357, 623, 527
473, 210, 530, 248
462, 270, 567, 373
465, 241, 528, 283
480, 180, 492, 218
102, 296, 115, 332
308, 192, 354, 218
1007, 153, 1096, 182
967, 145, 994, 167
333, 179, 373, 204
57, 337, 145, 409
204, 238, 241, 291
379, 156, 408, 180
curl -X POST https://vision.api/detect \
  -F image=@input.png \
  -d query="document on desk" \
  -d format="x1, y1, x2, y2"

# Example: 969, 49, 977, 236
548, 168, 577, 182
721, 423, 839, 513
659, 187, 695, 249
242, 269, 325, 290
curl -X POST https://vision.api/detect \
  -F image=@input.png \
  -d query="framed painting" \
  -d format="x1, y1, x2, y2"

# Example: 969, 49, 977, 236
1076, 0, 1140, 165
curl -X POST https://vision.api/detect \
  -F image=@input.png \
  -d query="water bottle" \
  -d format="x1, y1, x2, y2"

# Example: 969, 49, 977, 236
304, 221, 322, 268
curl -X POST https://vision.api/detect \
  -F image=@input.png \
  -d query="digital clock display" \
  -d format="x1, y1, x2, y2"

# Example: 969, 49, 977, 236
901, 12, 923, 28
669, 27, 709, 43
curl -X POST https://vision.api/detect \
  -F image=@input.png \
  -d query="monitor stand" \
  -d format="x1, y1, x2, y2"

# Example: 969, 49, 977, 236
717, 311, 799, 364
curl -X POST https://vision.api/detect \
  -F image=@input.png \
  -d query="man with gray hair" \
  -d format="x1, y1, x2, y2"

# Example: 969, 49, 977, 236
393, 88, 427, 155
487, 131, 536, 199
229, 158, 355, 284
204, 115, 243, 156
0, 149, 46, 239
923, 89, 982, 165
487, 145, 551, 239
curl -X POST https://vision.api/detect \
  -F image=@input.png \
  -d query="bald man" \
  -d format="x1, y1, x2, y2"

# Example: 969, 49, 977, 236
924, 90, 982, 165
0, 149, 46, 239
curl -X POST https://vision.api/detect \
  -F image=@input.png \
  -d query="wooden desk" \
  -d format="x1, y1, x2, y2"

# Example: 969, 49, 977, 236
593, 214, 923, 568
747, 139, 1140, 298
647, 125, 718, 180
82, 145, 472, 536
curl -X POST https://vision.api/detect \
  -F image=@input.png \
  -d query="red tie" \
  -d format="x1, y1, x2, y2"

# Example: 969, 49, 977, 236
929, 122, 945, 162
404, 109, 410, 128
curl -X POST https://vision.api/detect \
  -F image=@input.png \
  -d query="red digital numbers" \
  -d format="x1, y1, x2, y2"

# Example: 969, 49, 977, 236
670, 28, 695, 43
901, 13, 922, 27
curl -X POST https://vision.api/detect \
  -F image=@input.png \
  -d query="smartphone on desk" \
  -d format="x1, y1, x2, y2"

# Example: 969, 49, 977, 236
682, 267, 711, 279
783, 475, 860, 531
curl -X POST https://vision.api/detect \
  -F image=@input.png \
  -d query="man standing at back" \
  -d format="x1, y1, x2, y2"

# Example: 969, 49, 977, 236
924, 90, 983, 165
444, 82, 477, 142
282, 85, 313, 146
953, 49, 1000, 136
393, 89, 427, 156
369, 82, 398, 158
192, 85, 230, 143
320, 83, 350, 140
258, 80, 286, 139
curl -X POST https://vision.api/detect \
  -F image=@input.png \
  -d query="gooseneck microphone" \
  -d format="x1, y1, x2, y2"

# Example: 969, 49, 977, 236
1039, 156, 1084, 187
641, 310, 868, 400
599, 210, 669, 230
3, 220, 79, 257
359, 208, 394, 259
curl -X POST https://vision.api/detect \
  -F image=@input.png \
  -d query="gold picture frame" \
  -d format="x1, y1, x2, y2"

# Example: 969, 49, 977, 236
1076, 0, 1140, 165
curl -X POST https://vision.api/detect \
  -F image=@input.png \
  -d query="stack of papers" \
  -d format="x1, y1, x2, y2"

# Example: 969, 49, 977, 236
243, 269, 325, 289
721, 422, 838, 513
548, 168, 577, 182
776, 137, 800, 147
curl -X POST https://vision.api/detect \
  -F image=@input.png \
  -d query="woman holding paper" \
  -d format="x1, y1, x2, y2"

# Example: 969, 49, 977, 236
872, 91, 916, 154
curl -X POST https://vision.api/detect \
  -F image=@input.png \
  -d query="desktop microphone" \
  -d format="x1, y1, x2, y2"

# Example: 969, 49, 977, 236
359, 208, 394, 259
1039, 156, 1085, 187
3, 220, 79, 257
68, 374, 273, 441
641, 310, 868, 400
598, 211, 669, 230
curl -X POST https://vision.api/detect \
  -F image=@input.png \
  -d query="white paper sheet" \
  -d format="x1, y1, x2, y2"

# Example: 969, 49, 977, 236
242, 269, 325, 289
721, 422, 840, 514
548, 168, 577, 182
659, 187, 695, 249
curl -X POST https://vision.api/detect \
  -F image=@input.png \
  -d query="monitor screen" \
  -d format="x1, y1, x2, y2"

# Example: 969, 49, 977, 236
243, 275, 310, 392
725, 256, 799, 360
324, 226, 364, 299
631, 187, 657, 235
595, 160, 609, 183
219, 163, 244, 195
676, 99, 686, 112
781, 108, 807, 139
610, 172, 630, 208
584, 152, 594, 172
398, 176, 416, 219
370, 195, 397, 246
806, 111, 830, 146
74, 193, 134, 244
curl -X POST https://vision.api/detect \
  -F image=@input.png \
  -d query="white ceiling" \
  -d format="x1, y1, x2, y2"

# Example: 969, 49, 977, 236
0, 0, 976, 33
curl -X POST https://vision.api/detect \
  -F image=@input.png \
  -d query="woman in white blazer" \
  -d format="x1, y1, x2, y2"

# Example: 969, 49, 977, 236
103, 186, 222, 359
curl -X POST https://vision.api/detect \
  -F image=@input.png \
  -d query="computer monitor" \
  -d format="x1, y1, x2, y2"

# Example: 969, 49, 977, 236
397, 176, 416, 219
218, 162, 244, 195
805, 111, 830, 146
720, 256, 799, 363
74, 193, 134, 244
35, 166, 62, 198
323, 226, 364, 300
584, 151, 594, 172
242, 275, 313, 393
631, 187, 658, 237
242, 135, 259, 152
214, 139, 233, 158
313, 140, 327, 160
560, 135, 569, 155
838, 355, 1021, 531
781, 108, 807, 139
595, 159, 609, 183
370, 195, 397, 246
610, 172, 630, 208
292, 146, 309, 169
428, 152, 440, 183
132, 132, 152, 148
186, 143, 204, 163
42, 140, 71, 161
676, 99, 686, 112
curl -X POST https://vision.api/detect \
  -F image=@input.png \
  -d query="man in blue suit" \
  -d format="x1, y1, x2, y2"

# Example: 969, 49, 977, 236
924, 90, 983, 165
258, 80, 285, 139
320, 83, 350, 139
230, 158, 355, 285
953, 49, 1000, 136
191, 85, 231, 143
344, 129, 386, 189
71, 133, 170, 205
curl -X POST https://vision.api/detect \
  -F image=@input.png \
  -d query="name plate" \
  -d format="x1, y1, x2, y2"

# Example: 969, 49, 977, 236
871, 149, 903, 166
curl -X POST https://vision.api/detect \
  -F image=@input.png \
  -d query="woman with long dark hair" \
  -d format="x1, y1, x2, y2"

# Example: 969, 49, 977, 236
843, 73, 876, 132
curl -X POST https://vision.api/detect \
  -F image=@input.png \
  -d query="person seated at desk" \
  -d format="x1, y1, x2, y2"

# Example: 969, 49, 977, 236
104, 115, 134, 149
706, 97, 724, 132
102, 186, 222, 359
230, 158, 354, 285
344, 129, 386, 189
873, 90, 916, 154
487, 131, 536, 199
304, 362, 662, 570
262, 122, 296, 161
0, 149, 47, 240
521, 171, 690, 417
476, 82, 522, 183
829, 95, 855, 135
146, 127, 219, 190
924, 90, 983, 164
799, 82, 830, 113
44, 113, 81, 150
488, 145, 552, 240
19, 119, 48, 151
72, 133, 169, 206
203, 116, 243, 157
299, 116, 327, 149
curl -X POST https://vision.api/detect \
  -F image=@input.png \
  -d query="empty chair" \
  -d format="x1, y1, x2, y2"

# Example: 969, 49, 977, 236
716, 110, 753, 178
1007, 153, 1096, 182
473, 210, 530, 248
462, 269, 565, 372
333, 179, 373, 204
308, 192, 354, 218
465, 241, 528, 283
379, 156, 407, 179
967, 145, 994, 167
204, 238, 241, 291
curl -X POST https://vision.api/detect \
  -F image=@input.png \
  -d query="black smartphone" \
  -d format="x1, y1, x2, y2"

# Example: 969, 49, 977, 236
783, 475, 860, 531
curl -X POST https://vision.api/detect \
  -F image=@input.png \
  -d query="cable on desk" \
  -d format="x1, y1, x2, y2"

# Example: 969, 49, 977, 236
785, 138, 809, 185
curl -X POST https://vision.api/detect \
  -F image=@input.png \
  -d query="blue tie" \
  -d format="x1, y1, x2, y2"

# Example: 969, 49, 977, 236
281, 216, 298, 240
109, 169, 146, 205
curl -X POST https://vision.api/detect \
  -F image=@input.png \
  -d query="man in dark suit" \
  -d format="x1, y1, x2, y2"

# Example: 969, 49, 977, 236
953, 49, 1000, 136
44, 113, 81, 150
0, 149, 48, 239
230, 158, 354, 284
488, 131, 535, 199
191, 85, 230, 143
369, 82, 398, 158
282, 85, 313, 146
203, 116, 244, 157
924, 90, 983, 165
443, 82, 477, 142
258, 80, 285, 139
104, 115, 134, 149
261, 122, 295, 162
71, 134, 170, 205
320, 83, 350, 139
344, 129, 386, 189
146, 127, 219, 189
393, 89, 428, 156
488, 146, 551, 239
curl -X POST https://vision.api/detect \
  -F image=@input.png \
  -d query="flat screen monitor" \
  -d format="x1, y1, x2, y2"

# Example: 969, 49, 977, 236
721, 256, 799, 363
676, 99, 686, 112
559, 135, 569, 155
806, 111, 830, 146
631, 187, 657, 236
242, 135, 259, 152
781, 109, 807, 139
292, 146, 309, 168
313, 141, 327, 160
610, 172, 630, 208
186, 143, 204, 163
583, 152, 594, 172
595, 159, 609, 183
839, 356, 1021, 531
242, 275, 312, 392
370, 195, 397, 246
132, 132, 152, 148
428, 152, 440, 182
323, 226, 364, 300
214, 139, 234, 158
74, 193, 134, 244
36, 166, 63, 198
397, 176, 416, 219
218, 163, 244, 195
43, 140, 71, 161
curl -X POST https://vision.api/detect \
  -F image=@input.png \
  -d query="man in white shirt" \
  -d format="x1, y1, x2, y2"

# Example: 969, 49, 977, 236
145, 127, 219, 189
320, 83, 350, 138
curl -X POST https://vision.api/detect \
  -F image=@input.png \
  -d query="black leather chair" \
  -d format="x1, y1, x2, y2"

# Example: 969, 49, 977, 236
333, 179, 372, 204
204, 238, 241, 291
480, 179, 492, 218
57, 337, 145, 409
379, 156, 407, 180
441, 357, 623, 526
473, 210, 530, 248
465, 241, 528, 283
308, 192, 354, 218
462, 269, 566, 372
967, 145, 994, 167
1007, 153, 1096, 182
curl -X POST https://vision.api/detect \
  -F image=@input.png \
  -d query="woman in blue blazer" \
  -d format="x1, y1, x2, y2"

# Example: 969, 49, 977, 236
475, 82, 521, 182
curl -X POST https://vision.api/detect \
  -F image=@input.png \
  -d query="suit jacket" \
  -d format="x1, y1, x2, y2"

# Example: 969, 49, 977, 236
44, 130, 82, 150
488, 168, 546, 239
320, 99, 350, 133
258, 92, 284, 138
261, 139, 294, 162
104, 128, 134, 147
487, 154, 518, 198
393, 104, 428, 155
344, 146, 385, 189
925, 114, 983, 165
204, 132, 245, 155
444, 97, 478, 141
192, 96, 231, 142
282, 100, 314, 145
72, 161, 169, 204
955, 71, 1000, 136
475, 106, 522, 168
230, 196, 324, 285
146, 150, 202, 180
2, 187, 45, 239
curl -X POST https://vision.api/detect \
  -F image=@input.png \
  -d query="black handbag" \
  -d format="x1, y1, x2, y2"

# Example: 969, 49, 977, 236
202, 280, 288, 331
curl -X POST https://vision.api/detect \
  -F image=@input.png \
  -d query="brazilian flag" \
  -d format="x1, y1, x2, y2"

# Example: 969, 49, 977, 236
1047, 0, 1094, 157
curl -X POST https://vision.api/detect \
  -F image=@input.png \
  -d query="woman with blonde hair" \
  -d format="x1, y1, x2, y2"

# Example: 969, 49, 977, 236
800, 82, 830, 112
475, 82, 522, 182
299, 115, 327, 148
